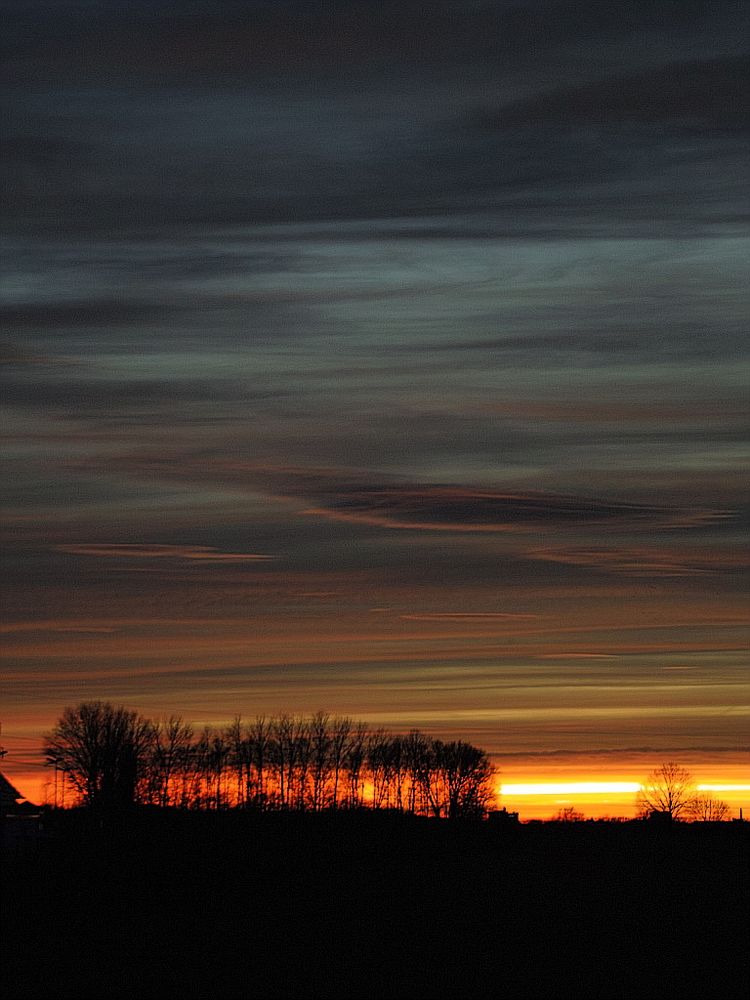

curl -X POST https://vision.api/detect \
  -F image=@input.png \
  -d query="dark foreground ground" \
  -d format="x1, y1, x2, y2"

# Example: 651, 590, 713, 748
2, 810, 748, 1000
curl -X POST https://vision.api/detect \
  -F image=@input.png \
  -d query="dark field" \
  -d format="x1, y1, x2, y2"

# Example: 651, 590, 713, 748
3, 812, 748, 1000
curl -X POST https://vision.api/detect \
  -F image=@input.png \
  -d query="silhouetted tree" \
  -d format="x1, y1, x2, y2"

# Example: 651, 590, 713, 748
428, 740, 496, 818
403, 729, 430, 814
210, 730, 231, 808
553, 806, 585, 822
148, 715, 194, 807
272, 714, 309, 809
367, 728, 393, 809
344, 721, 368, 808
309, 711, 332, 811
226, 716, 247, 807
292, 718, 312, 810
246, 715, 272, 808
329, 716, 353, 808
44, 701, 153, 812
637, 761, 696, 819
44, 703, 499, 818
687, 793, 729, 821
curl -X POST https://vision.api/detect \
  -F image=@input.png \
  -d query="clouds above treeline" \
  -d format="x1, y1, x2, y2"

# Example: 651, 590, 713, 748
1, 1, 748, 786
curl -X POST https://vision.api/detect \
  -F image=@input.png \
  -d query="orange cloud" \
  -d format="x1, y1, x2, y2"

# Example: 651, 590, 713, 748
530, 545, 748, 577
400, 612, 539, 622
302, 505, 528, 532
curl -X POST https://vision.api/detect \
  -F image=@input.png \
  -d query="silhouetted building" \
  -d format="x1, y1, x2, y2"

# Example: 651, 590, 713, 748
0, 771, 25, 814
1, 771, 42, 848
645, 810, 673, 825
488, 808, 520, 826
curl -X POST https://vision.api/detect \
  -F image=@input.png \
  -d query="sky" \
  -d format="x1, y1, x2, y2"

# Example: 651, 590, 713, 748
1, 0, 748, 817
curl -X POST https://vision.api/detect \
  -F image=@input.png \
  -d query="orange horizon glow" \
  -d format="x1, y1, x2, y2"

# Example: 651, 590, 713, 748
496, 779, 750, 820
500, 781, 750, 796
500, 781, 642, 795
3, 3, 748, 865
4, 762, 748, 821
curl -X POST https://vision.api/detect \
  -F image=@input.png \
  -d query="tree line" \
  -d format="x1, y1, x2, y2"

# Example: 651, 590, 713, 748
44, 701, 496, 818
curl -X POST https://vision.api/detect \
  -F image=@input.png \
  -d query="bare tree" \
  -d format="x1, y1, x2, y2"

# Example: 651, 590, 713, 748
344, 721, 368, 808
429, 740, 496, 819
329, 716, 352, 809
553, 806, 585, 822
292, 718, 311, 810
246, 715, 271, 809
149, 716, 193, 807
44, 701, 154, 813
403, 730, 430, 814
387, 736, 407, 810
367, 729, 393, 810
687, 793, 729, 821
209, 730, 230, 809
43, 703, 501, 820
309, 711, 332, 811
637, 761, 696, 819
226, 717, 247, 807
191, 728, 213, 808
272, 714, 308, 809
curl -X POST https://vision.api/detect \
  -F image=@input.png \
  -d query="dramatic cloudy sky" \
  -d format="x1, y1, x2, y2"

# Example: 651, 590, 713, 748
2, 0, 748, 814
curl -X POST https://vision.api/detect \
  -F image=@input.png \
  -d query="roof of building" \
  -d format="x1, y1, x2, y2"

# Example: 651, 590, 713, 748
0, 771, 25, 807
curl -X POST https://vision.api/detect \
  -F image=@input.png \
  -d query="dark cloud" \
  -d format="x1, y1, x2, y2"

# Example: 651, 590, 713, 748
1, 376, 285, 415
4, 2, 744, 84
3, 2, 746, 236
0, 342, 62, 366
301, 487, 719, 533
0, 300, 185, 331
483, 56, 749, 130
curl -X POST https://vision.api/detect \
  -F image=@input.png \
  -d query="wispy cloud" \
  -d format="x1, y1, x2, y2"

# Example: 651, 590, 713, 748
400, 613, 539, 622
302, 487, 723, 534
55, 544, 274, 562
486, 56, 749, 129
493, 745, 750, 759
531, 545, 748, 577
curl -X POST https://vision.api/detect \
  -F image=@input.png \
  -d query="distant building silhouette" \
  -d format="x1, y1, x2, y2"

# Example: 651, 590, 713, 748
0, 771, 26, 813
645, 809, 673, 825
1, 770, 42, 848
488, 807, 520, 826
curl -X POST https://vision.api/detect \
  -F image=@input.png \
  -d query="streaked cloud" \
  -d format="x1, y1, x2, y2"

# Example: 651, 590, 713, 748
531, 545, 748, 577
493, 745, 750, 759
302, 487, 724, 533
486, 55, 749, 129
1, 0, 747, 808
55, 544, 274, 562
400, 613, 539, 622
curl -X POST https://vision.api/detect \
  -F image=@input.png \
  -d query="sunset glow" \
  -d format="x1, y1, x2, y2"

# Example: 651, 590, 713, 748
1, 0, 748, 828
697, 784, 750, 793
500, 782, 642, 796
3, 8, 748, 1000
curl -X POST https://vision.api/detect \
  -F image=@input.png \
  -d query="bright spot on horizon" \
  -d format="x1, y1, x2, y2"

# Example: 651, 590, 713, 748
500, 782, 642, 796
697, 784, 750, 792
